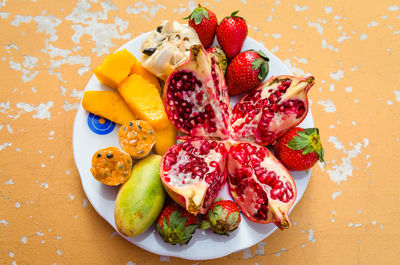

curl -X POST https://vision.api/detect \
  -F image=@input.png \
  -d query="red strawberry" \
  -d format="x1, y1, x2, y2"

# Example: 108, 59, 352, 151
216, 10, 248, 60
206, 46, 228, 73
185, 5, 217, 49
274, 127, 325, 171
156, 204, 198, 245
226, 50, 269, 96
199, 199, 241, 236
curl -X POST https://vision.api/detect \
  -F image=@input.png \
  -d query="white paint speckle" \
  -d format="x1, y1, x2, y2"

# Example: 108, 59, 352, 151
271, 45, 279, 53
394, 90, 400, 102
41, 182, 48, 189
387, 100, 393, 105
345, 86, 353, 92
0, 142, 12, 151
284, 59, 311, 76
294, 56, 308, 64
21, 236, 28, 244
56, 235, 62, 240
318, 99, 336, 113
69, 193, 75, 200
126, 262, 136, 265
9, 55, 39, 82
0, 12, 10, 19
388, 5, 399, 11
332, 190, 342, 200
294, 5, 308, 11
360, 33, 367, 40
0, 219, 8, 226
159, 256, 171, 262
16, 101, 53, 120
322, 38, 339, 52
82, 198, 88, 208
254, 242, 266, 256
330, 69, 344, 81
66, 0, 131, 56
352, 121, 357, 125
274, 248, 287, 256
242, 248, 253, 259
348, 222, 362, 228
325, 6, 332, 14
62, 101, 80, 111
15, 202, 21, 208
368, 21, 379, 27
327, 136, 365, 184
372, 220, 377, 225
271, 33, 281, 39
57, 250, 62, 256
307, 19, 324, 34
5, 179, 14, 184
41, 164, 46, 168
308, 229, 316, 243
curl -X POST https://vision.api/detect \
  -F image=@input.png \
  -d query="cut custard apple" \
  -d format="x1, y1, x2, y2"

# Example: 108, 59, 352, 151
141, 21, 201, 80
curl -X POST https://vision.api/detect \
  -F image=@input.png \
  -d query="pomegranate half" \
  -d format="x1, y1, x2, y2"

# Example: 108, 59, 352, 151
163, 45, 231, 140
231, 75, 315, 146
160, 138, 229, 215
227, 141, 297, 229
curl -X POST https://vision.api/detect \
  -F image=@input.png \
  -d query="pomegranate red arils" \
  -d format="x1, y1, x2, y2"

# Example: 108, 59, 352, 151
160, 138, 228, 215
231, 75, 315, 146
164, 45, 231, 139
227, 141, 297, 229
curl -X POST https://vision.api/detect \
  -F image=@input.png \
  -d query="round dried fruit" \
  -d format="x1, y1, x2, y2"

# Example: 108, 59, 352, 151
90, 147, 132, 186
118, 120, 156, 159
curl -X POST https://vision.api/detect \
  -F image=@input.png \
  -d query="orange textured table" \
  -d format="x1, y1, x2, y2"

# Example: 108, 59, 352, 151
1, 0, 399, 264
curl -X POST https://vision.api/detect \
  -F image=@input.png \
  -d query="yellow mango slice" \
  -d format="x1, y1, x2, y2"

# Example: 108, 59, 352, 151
94, 49, 137, 89
130, 61, 161, 92
153, 122, 177, 155
82, 91, 136, 125
118, 74, 169, 130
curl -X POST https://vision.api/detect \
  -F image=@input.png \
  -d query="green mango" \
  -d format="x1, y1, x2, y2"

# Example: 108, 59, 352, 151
115, 155, 165, 237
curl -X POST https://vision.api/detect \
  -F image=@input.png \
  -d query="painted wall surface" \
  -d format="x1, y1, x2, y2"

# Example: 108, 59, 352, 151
1, 0, 399, 264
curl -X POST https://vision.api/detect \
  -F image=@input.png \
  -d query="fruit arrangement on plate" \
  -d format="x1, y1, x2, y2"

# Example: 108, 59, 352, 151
78, 4, 324, 253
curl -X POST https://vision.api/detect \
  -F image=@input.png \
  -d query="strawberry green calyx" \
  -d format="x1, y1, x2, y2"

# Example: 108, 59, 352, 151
156, 210, 197, 245
184, 5, 210, 25
199, 204, 240, 236
250, 50, 270, 81
287, 128, 325, 162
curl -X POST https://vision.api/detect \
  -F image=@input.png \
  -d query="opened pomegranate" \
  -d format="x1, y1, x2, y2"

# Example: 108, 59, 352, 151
227, 141, 297, 229
231, 75, 315, 146
164, 45, 231, 139
160, 138, 229, 215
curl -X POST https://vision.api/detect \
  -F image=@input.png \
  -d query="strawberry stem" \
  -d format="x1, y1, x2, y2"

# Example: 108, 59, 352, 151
287, 128, 325, 162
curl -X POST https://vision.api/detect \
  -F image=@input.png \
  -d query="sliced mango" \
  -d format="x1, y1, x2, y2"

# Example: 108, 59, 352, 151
130, 61, 161, 92
94, 49, 137, 89
118, 74, 169, 130
153, 122, 177, 155
82, 90, 136, 125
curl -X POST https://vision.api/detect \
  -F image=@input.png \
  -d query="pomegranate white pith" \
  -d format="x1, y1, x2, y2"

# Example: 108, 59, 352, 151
231, 75, 315, 146
160, 139, 229, 215
163, 45, 231, 139
227, 141, 297, 229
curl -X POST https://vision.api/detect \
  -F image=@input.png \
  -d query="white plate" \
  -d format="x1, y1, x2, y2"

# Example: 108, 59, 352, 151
73, 32, 313, 260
